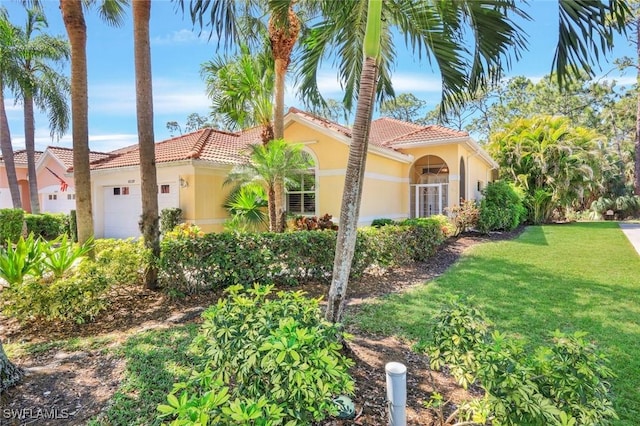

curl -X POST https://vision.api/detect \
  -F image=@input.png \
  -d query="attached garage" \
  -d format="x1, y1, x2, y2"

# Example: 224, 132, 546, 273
40, 185, 76, 214
103, 182, 179, 239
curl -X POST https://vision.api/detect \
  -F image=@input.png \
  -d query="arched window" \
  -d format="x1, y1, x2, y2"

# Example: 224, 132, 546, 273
459, 156, 466, 202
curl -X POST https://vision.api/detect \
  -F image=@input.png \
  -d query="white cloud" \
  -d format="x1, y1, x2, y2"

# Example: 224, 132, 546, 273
390, 73, 442, 93
151, 29, 208, 46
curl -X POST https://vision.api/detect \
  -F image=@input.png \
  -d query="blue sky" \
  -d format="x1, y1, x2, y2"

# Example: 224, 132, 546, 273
2, 0, 636, 153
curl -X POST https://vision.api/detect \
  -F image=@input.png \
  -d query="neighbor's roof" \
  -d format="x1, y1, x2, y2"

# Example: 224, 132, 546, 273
46, 146, 112, 170
90, 127, 262, 170
4, 149, 43, 164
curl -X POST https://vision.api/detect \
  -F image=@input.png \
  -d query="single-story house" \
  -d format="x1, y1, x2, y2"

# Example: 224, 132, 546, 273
0, 108, 497, 238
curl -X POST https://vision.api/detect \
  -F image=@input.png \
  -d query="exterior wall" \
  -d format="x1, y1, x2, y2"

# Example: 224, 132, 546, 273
0, 164, 29, 210
189, 163, 233, 233
284, 121, 410, 225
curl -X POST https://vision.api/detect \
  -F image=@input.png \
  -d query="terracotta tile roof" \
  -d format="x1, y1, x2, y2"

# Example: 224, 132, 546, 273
287, 108, 469, 150
46, 146, 112, 171
287, 107, 352, 139
4, 149, 43, 164
90, 128, 260, 170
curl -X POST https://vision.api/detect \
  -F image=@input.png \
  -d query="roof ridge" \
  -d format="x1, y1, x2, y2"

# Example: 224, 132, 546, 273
373, 116, 423, 129
187, 128, 212, 159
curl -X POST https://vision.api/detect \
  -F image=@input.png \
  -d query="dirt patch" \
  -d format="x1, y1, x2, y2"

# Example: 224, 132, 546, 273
0, 229, 521, 425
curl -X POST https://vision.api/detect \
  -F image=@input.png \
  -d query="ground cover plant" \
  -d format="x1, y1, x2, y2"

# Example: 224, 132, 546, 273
350, 222, 640, 425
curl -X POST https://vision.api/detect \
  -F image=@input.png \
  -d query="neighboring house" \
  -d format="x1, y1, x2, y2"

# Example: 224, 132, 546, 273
0, 147, 110, 213
0, 109, 497, 238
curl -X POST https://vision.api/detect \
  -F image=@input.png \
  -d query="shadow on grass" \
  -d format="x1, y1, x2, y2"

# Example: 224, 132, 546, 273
348, 224, 640, 425
89, 324, 200, 426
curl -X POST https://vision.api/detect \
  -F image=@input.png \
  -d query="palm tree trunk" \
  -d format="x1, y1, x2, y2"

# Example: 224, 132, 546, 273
24, 93, 40, 214
60, 0, 94, 247
133, 0, 159, 290
635, 13, 640, 196
0, 76, 23, 209
325, 56, 378, 323
0, 339, 23, 393
268, 184, 277, 232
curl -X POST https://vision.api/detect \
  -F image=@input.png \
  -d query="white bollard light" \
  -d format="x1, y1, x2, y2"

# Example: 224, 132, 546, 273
386, 361, 407, 426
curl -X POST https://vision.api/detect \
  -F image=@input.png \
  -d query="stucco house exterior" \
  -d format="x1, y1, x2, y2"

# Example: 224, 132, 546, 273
0, 109, 497, 238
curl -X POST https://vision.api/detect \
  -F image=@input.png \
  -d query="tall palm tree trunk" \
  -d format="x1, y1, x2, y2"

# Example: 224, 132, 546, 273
0, 76, 23, 209
0, 340, 23, 393
270, 6, 299, 232
133, 0, 159, 289
325, 57, 378, 323
635, 13, 640, 196
60, 0, 94, 246
24, 93, 40, 213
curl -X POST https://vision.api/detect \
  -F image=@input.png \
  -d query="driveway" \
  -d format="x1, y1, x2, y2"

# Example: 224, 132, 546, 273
619, 223, 640, 256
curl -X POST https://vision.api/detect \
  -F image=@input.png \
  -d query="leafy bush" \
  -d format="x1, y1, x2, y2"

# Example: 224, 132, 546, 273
446, 200, 479, 236
0, 234, 43, 285
477, 181, 526, 232
0, 208, 25, 245
25, 213, 69, 240
425, 300, 618, 425
158, 285, 354, 425
42, 235, 93, 279
371, 218, 396, 227
292, 213, 338, 231
159, 218, 446, 293
428, 214, 455, 237
94, 238, 148, 286
160, 208, 183, 234
4, 261, 110, 324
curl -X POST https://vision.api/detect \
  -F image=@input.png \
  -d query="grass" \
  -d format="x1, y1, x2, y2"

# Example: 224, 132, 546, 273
349, 222, 640, 425
87, 324, 200, 426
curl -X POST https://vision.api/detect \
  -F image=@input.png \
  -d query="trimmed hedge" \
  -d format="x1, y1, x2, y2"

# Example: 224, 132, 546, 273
0, 208, 24, 244
159, 217, 446, 293
25, 212, 69, 240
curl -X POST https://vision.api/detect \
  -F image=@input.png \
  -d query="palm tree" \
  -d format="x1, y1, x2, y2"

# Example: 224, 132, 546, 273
302, 0, 629, 323
225, 139, 312, 232
202, 44, 275, 143
0, 10, 24, 209
59, 0, 126, 246
12, 8, 70, 214
132, 0, 159, 290
181, 0, 305, 231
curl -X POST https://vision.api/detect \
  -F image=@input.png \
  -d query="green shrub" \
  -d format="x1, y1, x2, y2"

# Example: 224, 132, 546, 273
425, 300, 618, 425
42, 234, 93, 279
4, 261, 111, 324
0, 234, 44, 285
25, 213, 69, 240
0, 208, 25, 244
158, 218, 446, 293
160, 208, 183, 234
477, 181, 526, 233
158, 284, 354, 425
370, 218, 396, 228
292, 213, 338, 231
428, 214, 455, 237
94, 238, 148, 286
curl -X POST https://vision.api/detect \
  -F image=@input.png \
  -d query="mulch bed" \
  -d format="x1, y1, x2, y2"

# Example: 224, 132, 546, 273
0, 229, 522, 425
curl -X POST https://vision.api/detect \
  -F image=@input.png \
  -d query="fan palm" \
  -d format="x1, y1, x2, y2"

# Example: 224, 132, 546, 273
11, 8, 70, 214
225, 139, 312, 232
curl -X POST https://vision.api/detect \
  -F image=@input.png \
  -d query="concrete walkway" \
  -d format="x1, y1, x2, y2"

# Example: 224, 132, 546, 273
619, 223, 640, 256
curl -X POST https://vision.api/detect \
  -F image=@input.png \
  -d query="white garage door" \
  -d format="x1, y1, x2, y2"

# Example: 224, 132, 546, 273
103, 182, 179, 239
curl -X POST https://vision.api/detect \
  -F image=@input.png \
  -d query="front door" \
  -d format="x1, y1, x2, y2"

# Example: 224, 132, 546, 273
412, 183, 448, 217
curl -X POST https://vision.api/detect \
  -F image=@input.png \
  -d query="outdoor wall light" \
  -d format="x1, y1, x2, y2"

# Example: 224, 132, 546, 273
179, 177, 189, 188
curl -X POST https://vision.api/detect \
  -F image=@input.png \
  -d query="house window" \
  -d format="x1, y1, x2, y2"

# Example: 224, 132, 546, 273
477, 181, 484, 192
286, 171, 316, 215
67, 194, 75, 200
48, 194, 57, 201
160, 184, 170, 194
113, 187, 121, 196
122, 186, 130, 195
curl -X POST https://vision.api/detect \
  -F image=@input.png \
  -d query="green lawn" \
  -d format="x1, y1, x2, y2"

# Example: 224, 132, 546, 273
349, 222, 640, 425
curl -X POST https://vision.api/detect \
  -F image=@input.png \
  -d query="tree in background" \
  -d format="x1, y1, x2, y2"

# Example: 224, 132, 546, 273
166, 113, 217, 137
0, 9, 25, 208
309, 98, 350, 126
11, 8, 70, 214
488, 115, 603, 222
379, 92, 426, 123
59, 0, 127, 246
